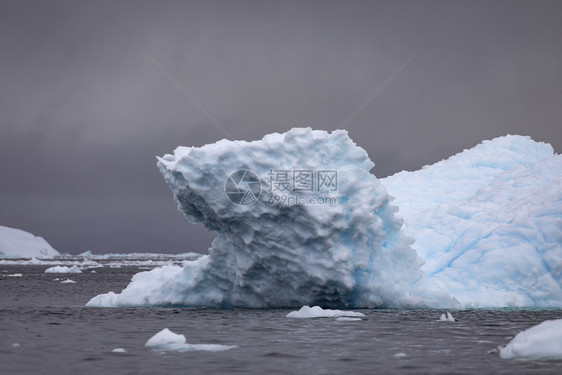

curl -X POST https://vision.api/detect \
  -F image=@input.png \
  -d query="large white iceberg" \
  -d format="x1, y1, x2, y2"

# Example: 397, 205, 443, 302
87, 129, 562, 309
0, 226, 60, 258
88, 128, 454, 308
382, 135, 562, 308
499, 319, 562, 360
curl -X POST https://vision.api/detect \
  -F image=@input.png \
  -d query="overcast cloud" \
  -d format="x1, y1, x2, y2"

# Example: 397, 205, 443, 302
1, 0, 561, 253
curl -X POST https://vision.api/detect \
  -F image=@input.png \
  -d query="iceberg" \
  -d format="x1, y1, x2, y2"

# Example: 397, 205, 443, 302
88, 128, 454, 308
0, 226, 60, 258
88, 129, 562, 309
381, 135, 562, 308
499, 319, 562, 360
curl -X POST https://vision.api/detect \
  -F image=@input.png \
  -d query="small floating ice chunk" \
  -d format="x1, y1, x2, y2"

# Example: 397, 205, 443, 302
111, 348, 127, 353
145, 328, 236, 352
60, 278, 77, 284
394, 352, 408, 358
439, 312, 455, 322
45, 265, 82, 274
145, 328, 186, 349
91, 270, 97, 273
6, 273, 22, 277
287, 305, 365, 319
336, 317, 363, 322
499, 319, 562, 360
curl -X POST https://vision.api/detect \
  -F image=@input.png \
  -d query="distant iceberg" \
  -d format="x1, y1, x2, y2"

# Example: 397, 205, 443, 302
0, 226, 60, 258
87, 129, 562, 309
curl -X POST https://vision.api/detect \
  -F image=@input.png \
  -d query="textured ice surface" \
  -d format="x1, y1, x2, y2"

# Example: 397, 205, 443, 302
382, 135, 562, 308
145, 328, 236, 352
88, 130, 562, 309
0, 226, 59, 258
499, 319, 562, 360
287, 305, 365, 319
88, 128, 454, 309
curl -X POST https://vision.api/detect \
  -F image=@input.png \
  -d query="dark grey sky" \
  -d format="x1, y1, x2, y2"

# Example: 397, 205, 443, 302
1, 0, 561, 254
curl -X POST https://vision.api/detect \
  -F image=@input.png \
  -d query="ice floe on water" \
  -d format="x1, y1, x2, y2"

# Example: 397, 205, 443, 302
111, 348, 127, 353
5, 273, 22, 277
145, 328, 236, 352
287, 305, 365, 319
499, 319, 562, 360
87, 129, 562, 309
45, 265, 83, 274
439, 312, 455, 322
78, 250, 202, 259
0, 252, 200, 268
60, 279, 77, 284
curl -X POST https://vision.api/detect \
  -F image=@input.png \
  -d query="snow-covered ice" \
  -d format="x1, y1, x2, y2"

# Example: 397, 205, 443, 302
382, 135, 562, 308
45, 265, 83, 274
145, 328, 236, 352
5, 273, 22, 277
60, 279, 77, 284
88, 128, 455, 309
439, 312, 455, 322
499, 319, 562, 360
87, 129, 562, 309
0, 226, 59, 258
111, 348, 126, 353
287, 305, 365, 319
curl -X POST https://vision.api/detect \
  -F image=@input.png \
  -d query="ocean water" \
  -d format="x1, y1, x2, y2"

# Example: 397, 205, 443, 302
1, 263, 561, 374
